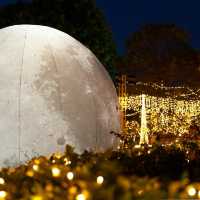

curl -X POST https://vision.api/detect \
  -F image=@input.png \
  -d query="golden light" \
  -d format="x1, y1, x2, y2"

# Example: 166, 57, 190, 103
51, 167, 61, 177
0, 191, 7, 199
0, 178, 5, 185
66, 171, 74, 180
68, 186, 77, 195
134, 145, 140, 149
96, 176, 104, 185
34, 159, 40, 165
31, 195, 43, 200
54, 152, 62, 159
45, 183, 53, 192
119, 92, 200, 141
187, 186, 196, 196
119, 96, 128, 110
26, 170, 34, 177
64, 158, 71, 165
76, 193, 86, 200
140, 94, 148, 144
138, 190, 143, 195
198, 190, 200, 198
32, 164, 39, 171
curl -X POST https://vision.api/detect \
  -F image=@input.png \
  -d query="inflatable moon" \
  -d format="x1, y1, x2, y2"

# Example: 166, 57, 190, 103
0, 25, 119, 166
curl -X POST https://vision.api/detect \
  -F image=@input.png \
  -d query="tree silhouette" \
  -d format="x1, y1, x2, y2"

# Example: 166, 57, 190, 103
124, 24, 200, 87
0, 0, 117, 80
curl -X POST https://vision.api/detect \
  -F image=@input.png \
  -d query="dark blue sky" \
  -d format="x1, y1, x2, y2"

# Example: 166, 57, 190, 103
1, 0, 200, 55
96, 0, 200, 54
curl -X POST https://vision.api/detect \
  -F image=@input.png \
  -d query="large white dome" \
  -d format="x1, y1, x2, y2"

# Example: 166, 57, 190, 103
0, 25, 119, 166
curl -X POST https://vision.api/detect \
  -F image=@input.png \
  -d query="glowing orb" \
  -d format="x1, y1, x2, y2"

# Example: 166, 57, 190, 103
0, 25, 119, 166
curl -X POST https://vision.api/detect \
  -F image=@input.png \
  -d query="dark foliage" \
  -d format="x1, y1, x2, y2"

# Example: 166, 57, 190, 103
123, 24, 200, 86
0, 0, 117, 80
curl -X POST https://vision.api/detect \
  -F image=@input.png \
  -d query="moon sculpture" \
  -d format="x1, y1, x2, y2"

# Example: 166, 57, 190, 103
0, 25, 120, 166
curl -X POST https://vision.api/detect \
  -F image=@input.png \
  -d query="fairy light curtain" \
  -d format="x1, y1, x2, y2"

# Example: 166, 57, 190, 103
119, 82, 200, 142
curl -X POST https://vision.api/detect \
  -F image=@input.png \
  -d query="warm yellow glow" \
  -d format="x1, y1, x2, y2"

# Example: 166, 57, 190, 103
34, 159, 40, 165
120, 94, 200, 136
31, 195, 43, 200
32, 164, 39, 171
26, 170, 34, 177
198, 190, 200, 198
119, 96, 128, 111
138, 190, 143, 195
140, 94, 149, 144
134, 145, 141, 149
76, 193, 86, 200
45, 183, 53, 192
0, 178, 5, 185
0, 191, 7, 199
51, 167, 61, 177
54, 152, 62, 159
69, 186, 77, 195
64, 158, 71, 165
96, 176, 104, 184
66, 172, 74, 180
187, 186, 196, 196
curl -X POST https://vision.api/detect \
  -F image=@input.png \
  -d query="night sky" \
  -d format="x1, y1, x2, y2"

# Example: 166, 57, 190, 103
96, 0, 200, 55
1, 0, 200, 55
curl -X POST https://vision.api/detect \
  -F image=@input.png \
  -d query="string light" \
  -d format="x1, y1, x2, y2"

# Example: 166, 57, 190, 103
32, 164, 39, 171
26, 170, 34, 177
0, 143, 198, 199
0, 191, 7, 199
198, 190, 200, 198
51, 167, 61, 177
76, 193, 86, 200
138, 190, 143, 195
140, 94, 148, 144
0, 178, 5, 185
120, 94, 200, 136
34, 159, 40, 165
134, 145, 141, 149
96, 176, 104, 185
187, 186, 196, 197
135, 81, 200, 98
64, 158, 71, 165
31, 195, 43, 200
66, 172, 74, 180
68, 186, 77, 195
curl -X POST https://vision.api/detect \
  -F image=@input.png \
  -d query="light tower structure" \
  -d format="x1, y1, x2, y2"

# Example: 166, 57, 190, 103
118, 75, 127, 132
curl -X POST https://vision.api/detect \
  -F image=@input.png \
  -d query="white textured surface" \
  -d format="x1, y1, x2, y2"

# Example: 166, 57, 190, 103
0, 25, 120, 167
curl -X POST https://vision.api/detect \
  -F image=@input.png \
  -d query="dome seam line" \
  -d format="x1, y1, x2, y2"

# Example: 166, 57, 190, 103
18, 31, 27, 162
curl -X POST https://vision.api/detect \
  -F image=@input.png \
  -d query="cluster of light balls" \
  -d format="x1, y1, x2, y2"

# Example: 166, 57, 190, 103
0, 144, 199, 199
120, 94, 200, 135
0, 150, 106, 200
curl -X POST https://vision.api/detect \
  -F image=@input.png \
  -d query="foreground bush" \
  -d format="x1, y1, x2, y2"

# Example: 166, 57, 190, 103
0, 144, 200, 199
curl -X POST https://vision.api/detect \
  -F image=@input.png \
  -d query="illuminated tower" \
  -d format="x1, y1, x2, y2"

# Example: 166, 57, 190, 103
118, 75, 127, 131
140, 94, 149, 144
